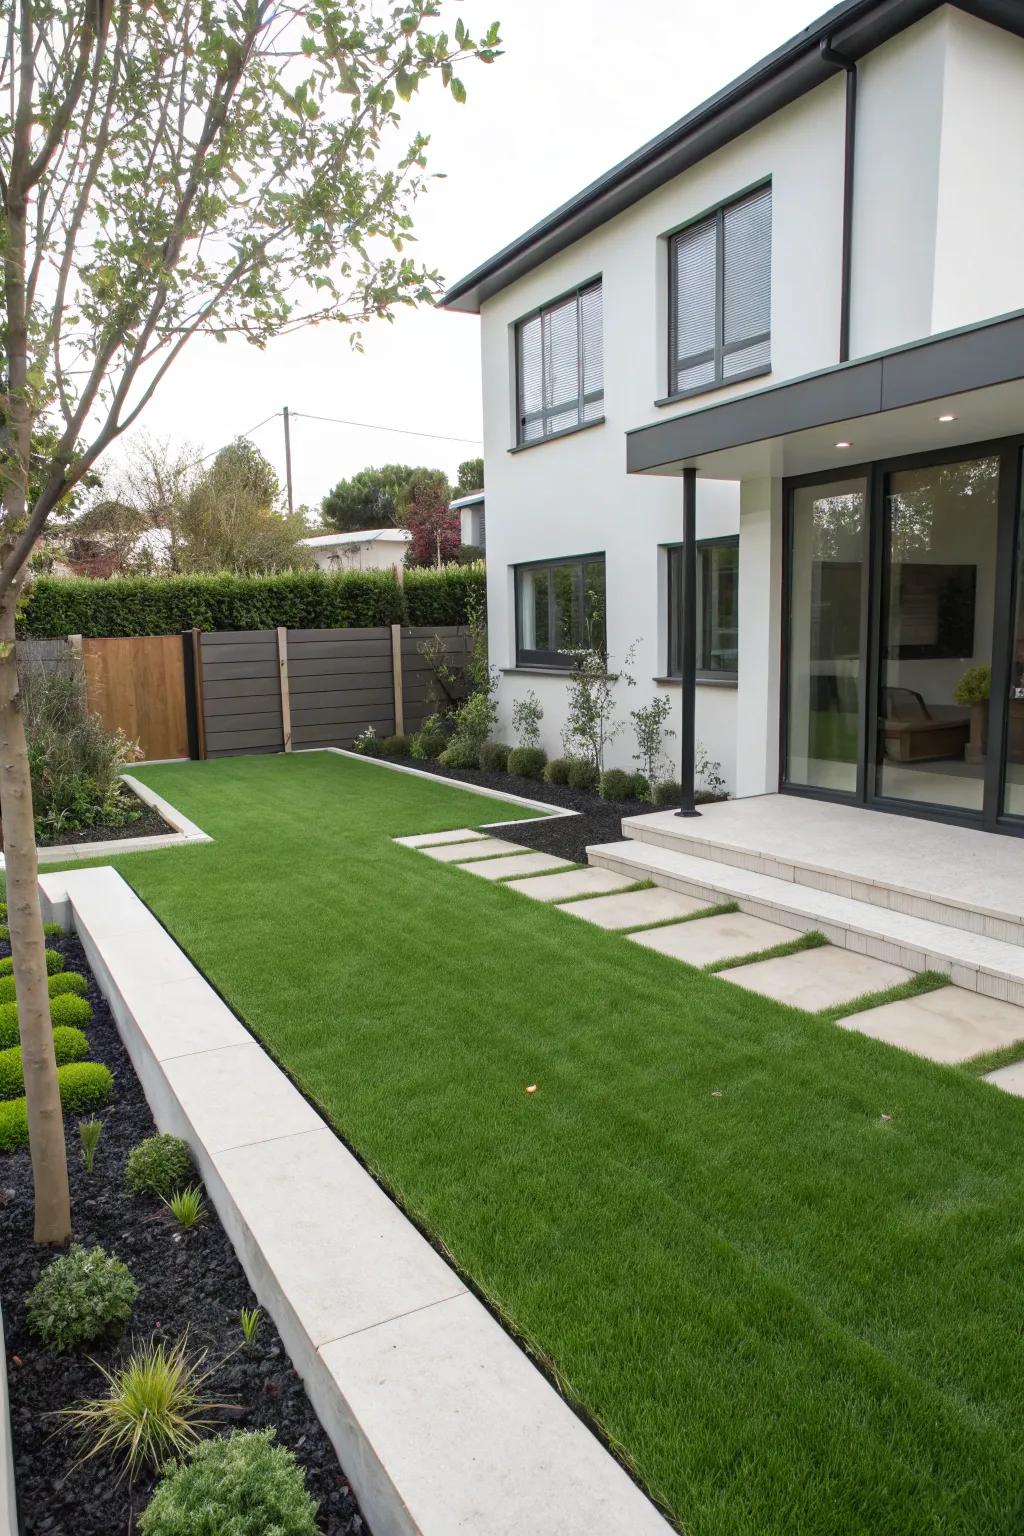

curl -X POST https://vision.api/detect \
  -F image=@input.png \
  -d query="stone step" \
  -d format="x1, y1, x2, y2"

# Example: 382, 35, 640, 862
587, 839, 1024, 1008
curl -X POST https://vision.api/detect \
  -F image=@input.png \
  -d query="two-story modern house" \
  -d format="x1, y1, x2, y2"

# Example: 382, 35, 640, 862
443, 0, 1024, 839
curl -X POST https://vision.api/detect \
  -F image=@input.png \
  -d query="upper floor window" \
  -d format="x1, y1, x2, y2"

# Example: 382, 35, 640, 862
667, 537, 739, 680
516, 282, 603, 446
515, 553, 606, 666
668, 184, 771, 399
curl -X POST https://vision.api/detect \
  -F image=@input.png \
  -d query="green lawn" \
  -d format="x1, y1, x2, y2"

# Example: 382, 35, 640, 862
50, 754, 1024, 1533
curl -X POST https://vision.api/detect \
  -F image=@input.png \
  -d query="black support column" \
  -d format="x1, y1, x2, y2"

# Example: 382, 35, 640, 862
677, 465, 700, 818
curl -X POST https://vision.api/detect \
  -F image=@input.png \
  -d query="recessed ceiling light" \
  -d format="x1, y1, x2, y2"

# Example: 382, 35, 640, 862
938, 413, 957, 423
834, 440, 852, 449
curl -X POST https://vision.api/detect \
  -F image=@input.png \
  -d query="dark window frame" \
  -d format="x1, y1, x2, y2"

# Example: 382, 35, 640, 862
514, 551, 607, 668
666, 182, 772, 403
665, 535, 739, 681
514, 280, 603, 447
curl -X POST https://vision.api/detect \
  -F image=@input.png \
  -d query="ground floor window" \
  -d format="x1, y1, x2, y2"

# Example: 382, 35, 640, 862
666, 537, 739, 680
514, 553, 606, 666
782, 439, 1024, 831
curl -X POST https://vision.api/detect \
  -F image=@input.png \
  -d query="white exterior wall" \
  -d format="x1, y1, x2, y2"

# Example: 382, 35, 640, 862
308, 537, 409, 573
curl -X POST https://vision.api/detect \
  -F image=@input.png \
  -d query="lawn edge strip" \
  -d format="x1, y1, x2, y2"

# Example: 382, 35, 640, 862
704, 931, 829, 974
959, 1035, 1024, 1076
816, 969, 951, 1026
617, 900, 738, 936
555, 879, 655, 905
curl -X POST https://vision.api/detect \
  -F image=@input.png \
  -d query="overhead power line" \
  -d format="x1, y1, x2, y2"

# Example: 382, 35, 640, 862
290, 410, 482, 446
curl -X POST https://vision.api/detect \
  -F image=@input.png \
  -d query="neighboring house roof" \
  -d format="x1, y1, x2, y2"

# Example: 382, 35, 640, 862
301, 528, 412, 548
448, 491, 485, 511
442, 0, 1024, 314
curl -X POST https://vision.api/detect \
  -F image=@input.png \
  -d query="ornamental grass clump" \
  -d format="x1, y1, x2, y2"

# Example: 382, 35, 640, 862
139, 1428, 319, 1536
79, 1117, 104, 1173
27, 1244, 138, 1351
126, 1134, 194, 1200
164, 1185, 206, 1230
61, 1334, 228, 1476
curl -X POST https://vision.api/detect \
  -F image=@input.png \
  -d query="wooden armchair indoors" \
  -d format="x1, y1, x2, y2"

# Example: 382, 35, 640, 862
881, 685, 971, 764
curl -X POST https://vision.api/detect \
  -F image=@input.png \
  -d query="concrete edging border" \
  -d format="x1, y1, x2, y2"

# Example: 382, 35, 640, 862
37, 864, 670, 1536
3, 772, 213, 869
0, 1300, 15, 1536
311, 746, 580, 826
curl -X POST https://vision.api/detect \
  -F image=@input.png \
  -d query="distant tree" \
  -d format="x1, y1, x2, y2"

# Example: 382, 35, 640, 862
176, 441, 313, 574
455, 457, 484, 495
404, 477, 460, 567
321, 463, 451, 532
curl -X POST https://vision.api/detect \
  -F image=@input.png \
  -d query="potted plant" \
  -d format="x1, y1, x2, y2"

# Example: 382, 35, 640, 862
954, 663, 991, 762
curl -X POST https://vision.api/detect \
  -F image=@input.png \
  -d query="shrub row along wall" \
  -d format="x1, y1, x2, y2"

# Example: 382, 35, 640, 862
200, 626, 470, 759
20, 565, 485, 639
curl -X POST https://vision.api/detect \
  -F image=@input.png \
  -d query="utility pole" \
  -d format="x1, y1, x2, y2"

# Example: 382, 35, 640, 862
282, 406, 294, 514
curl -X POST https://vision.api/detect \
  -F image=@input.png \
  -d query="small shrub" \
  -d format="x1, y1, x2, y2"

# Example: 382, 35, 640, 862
139, 1428, 319, 1536
628, 772, 651, 801
164, 1185, 206, 1230
27, 1244, 138, 1351
126, 1134, 194, 1200
61, 1334, 226, 1475
511, 690, 543, 750
378, 734, 411, 760
0, 1025, 89, 1100
0, 1098, 27, 1152
653, 778, 682, 808
543, 756, 573, 785
696, 742, 728, 799
410, 712, 449, 760
478, 740, 511, 773
0, 948, 63, 978
954, 663, 991, 706
79, 1117, 104, 1173
0, 970, 86, 1004
437, 738, 479, 770
599, 768, 632, 800
58, 1061, 114, 1115
631, 694, 675, 786
567, 759, 600, 793
507, 746, 547, 779
352, 724, 382, 757
240, 1307, 262, 1348
0, 921, 63, 943
0, 992, 92, 1049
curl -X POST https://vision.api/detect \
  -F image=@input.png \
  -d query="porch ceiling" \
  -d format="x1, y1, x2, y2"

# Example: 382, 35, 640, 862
626, 310, 1024, 481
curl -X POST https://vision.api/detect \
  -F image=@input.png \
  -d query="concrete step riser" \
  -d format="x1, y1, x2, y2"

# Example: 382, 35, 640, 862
588, 847, 1024, 1009
623, 825, 1024, 949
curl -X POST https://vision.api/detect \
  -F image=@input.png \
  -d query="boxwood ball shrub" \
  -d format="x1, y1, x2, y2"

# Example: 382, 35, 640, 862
479, 740, 511, 773
0, 969, 86, 1005
507, 746, 547, 779
0, 947, 63, 978
567, 759, 600, 792
140, 1429, 319, 1536
653, 778, 683, 808
126, 1133, 194, 1200
437, 738, 479, 770
0, 1026, 89, 1100
543, 756, 573, 785
378, 734, 411, 760
629, 772, 651, 801
58, 1061, 114, 1115
599, 768, 632, 800
0, 992, 95, 1050
0, 921, 63, 943
26, 1243, 138, 1351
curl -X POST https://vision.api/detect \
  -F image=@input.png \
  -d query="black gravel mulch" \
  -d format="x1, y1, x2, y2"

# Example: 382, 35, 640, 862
35, 786, 169, 849
0, 930, 366, 1536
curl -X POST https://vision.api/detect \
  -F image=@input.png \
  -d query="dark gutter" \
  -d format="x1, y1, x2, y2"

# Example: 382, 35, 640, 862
818, 38, 857, 362
443, 0, 1024, 313
625, 308, 1024, 473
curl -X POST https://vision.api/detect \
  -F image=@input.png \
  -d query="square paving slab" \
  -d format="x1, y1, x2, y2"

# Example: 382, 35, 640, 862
422, 836, 524, 863
837, 985, 1024, 1063
504, 866, 626, 901
459, 850, 574, 880
719, 946, 912, 1010
985, 1061, 1024, 1096
396, 828, 486, 849
629, 910, 798, 966
562, 885, 711, 929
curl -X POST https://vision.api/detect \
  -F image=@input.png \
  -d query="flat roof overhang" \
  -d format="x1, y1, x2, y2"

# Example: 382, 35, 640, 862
625, 310, 1024, 481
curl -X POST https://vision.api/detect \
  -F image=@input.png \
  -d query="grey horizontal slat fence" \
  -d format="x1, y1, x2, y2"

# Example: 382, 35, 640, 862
198, 624, 470, 758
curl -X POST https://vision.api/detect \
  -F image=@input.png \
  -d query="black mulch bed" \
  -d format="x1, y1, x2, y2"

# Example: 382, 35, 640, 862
408, 758, 716, 867
0, 930, 366, 1536
36, 788, 169, 849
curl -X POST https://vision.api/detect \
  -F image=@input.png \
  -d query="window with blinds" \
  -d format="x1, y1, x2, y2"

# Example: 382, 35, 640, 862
515, 282, 603, 446
668, 184, 771, 398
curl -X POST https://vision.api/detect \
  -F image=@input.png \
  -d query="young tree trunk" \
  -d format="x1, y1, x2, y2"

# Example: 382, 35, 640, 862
0, 586, 71, 1245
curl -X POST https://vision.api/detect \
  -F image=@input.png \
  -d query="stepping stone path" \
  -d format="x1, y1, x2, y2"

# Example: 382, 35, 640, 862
396, 832, 1024, 1092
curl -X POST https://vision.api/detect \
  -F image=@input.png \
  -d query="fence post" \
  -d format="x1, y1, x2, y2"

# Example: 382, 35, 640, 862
189, 629, 207, 760
391, 623, 405, 737
277, 626, 292, 752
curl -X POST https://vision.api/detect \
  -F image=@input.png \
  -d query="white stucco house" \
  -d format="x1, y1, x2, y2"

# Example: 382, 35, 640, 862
302, 527, 411, 573
443, 0, 1024, 839
450, 490, 485, 551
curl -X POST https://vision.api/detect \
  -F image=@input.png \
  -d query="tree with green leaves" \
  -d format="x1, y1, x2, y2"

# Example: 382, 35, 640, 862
0, 0, 500, 1243
455, 457, 483, 495
177, 439, 314, 573
321, 461, 450, 531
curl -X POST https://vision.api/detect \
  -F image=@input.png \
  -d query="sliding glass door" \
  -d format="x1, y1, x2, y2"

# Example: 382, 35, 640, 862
783, 440, 1024, 831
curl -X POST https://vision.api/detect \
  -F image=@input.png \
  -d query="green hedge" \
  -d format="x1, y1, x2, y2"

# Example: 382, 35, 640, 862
19, 567, 486, 639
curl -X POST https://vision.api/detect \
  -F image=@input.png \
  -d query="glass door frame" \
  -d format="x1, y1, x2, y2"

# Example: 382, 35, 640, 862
780, 433, 1024, 835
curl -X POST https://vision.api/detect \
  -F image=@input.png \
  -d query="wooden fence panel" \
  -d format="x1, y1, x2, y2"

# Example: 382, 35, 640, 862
81, 635, 189, 760
200, 630, 283, 758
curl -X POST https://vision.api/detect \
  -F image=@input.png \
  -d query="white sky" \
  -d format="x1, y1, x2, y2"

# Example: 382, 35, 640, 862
127, 0, 826, 514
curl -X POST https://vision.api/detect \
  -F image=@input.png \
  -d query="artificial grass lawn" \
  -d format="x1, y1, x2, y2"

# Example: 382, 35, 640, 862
52, 754, 1024, 1534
